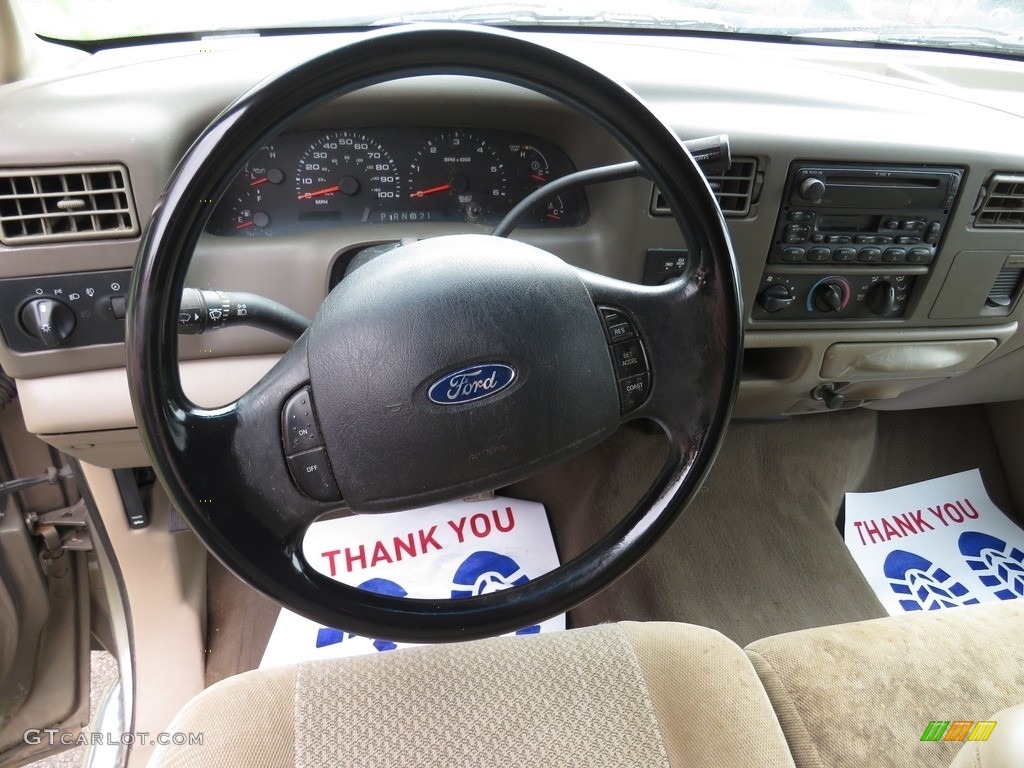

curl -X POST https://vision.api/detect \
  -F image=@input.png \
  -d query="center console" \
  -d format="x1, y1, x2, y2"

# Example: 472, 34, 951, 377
753, 161, 964, 321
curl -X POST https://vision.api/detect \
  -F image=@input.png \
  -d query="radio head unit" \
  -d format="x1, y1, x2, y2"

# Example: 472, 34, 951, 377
769, 162, 964, 267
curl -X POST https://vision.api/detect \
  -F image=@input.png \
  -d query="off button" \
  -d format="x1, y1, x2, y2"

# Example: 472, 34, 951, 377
286, 448, 341, 502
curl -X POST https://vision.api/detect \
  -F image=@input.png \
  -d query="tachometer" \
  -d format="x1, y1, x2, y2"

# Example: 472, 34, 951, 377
409, 131, 509, 224
295, 132, 401, 223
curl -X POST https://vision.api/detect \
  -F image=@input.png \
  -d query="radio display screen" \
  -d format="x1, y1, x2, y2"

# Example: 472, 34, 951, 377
816, 214, 878, 233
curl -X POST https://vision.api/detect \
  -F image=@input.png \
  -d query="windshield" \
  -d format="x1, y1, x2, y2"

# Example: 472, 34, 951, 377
19, 0, 1024, 57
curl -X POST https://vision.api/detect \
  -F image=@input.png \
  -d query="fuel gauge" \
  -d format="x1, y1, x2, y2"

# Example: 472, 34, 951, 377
228, 187, 272, 236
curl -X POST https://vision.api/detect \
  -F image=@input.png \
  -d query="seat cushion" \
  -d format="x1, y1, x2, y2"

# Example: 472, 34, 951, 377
148, 621, 795, 768
745, 602, 1024, 768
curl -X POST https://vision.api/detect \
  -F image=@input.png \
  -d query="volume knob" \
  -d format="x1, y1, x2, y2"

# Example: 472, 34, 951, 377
799, 177, 826, 203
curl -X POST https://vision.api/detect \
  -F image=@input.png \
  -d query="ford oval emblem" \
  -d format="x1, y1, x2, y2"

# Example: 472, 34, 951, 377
428, 363, 517, 405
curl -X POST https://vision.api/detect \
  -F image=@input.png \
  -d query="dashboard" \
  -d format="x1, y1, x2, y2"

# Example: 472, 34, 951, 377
207, 128, 585, 237
1, 29, 1024, 468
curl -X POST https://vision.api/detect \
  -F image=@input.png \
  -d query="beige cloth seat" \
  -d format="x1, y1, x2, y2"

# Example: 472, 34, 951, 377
745, 601, 1024, 768
147, 622, 796, 768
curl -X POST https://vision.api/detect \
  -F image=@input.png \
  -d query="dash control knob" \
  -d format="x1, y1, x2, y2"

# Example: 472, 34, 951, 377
866, 281, 898, 316
798, 177, 826, 202
758, 284, 796, 313
20, 297, 76, 347
812, 282, 845, 313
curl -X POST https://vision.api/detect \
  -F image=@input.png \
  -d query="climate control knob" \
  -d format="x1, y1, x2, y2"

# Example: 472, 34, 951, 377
20, 297, 76, 347
866, 281, 898, 316
758, 284, 796, 313
811, 281, 845, 313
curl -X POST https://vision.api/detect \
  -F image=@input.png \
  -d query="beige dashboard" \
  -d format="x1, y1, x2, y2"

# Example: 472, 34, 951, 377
1, 30, 1023, 468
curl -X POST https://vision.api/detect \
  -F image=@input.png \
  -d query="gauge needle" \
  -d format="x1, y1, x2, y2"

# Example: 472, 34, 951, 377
531, 174, 547, 183
410, 183, 452, 198
297, 185, 340, 200
236, 220, 254, 229
250, 177, 268, 186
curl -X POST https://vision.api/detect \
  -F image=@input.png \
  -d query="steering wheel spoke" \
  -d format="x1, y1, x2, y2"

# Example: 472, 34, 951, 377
576, 266, 737, 448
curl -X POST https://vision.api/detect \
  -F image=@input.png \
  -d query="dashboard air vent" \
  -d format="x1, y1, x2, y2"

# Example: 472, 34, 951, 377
974, 173, 1024, 229
986, 265, 1024, 309
651, 157, 759, 217
0, 165, 139, 245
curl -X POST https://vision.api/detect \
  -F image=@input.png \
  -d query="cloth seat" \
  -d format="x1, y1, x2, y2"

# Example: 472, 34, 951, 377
147, 621, 796, 768
745, 601, 1024, 768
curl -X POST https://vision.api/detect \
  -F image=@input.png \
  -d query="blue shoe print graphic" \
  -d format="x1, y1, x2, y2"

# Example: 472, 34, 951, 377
959, 532, 1024, 601
451, 551, 539, 635
316, 577, 407, 652
883, 550, 980, 612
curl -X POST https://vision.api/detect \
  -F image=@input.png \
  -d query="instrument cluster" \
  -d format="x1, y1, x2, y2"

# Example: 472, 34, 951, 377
207, 128, 586, 237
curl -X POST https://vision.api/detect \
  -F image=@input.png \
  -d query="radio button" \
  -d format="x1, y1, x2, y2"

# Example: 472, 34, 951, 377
925, 221, 942, 244
854, 235, 883, 245
883, 248, 907, 263
895, 236, 920, 245
807, 247, 831, 262
902, 219, 926, 231
826, 235, 852, 244
784, 224, 810, 243
781, 247, 806, 262
788, 210, 814, 222
907, 247, 933, 264
833, 247, 857, 262
857, 248, 882, 263
883, 219, 901, 230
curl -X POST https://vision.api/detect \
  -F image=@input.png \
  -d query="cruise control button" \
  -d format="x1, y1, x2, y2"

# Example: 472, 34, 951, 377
600, 308, 636, 343
611, 339, 647, 379
282, 386, 323, 455
618, 374, 650, 413
287, 448, 341, 502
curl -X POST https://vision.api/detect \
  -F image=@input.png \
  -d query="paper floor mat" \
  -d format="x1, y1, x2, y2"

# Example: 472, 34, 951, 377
260, 495, 564, 667
844, 469, 1024, 615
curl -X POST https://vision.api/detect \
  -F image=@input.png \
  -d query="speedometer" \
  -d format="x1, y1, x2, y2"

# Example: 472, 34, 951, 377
295, 132, 401, 224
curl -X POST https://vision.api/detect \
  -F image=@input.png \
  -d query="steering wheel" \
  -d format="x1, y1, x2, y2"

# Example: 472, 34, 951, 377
127, 25, 742, 643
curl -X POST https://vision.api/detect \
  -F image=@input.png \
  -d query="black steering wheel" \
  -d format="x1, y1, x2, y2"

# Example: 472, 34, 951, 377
127, 25, 742, 643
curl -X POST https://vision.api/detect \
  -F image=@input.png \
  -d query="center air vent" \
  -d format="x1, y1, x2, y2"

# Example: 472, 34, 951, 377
974, 173, 1024, 229
651, 157, 760, 217
0, 165, 139, 246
